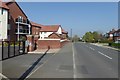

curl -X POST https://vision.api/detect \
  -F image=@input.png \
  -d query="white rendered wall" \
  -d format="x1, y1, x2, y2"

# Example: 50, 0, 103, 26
39, 32, 53, 39
56, 27, 62, 34
0, 8, 8, 40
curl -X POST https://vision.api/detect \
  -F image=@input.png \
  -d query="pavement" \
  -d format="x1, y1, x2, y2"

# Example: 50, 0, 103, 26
2, 49, 56, 79
90, 43, 120, 51
1, 42, 119, 79
28, 49, 60, 54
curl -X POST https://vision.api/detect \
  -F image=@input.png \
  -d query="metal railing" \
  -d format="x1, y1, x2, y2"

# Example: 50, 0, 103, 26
1, 41, 26, 60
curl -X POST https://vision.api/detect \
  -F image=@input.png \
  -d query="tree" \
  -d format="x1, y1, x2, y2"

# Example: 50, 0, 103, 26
82, 32, 94, 42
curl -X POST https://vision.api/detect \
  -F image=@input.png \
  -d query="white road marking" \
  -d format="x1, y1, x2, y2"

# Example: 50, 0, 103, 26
25, 52, 58, 79
98, 51, 112, 60
72, 43, 77, 78
0, 73, 9, 80
89, 47, 95, 51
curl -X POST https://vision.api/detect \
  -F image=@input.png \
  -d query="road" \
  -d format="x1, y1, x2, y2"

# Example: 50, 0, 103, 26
26, 42, 118, 79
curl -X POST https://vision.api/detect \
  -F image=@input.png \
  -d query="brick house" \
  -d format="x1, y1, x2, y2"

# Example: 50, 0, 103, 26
0, 1, 31, 41
105, 28, 120, 42
1, 0, 69, 51
106, 29, 116, 41
38, 25, 68, 49
114, 29, 120, 42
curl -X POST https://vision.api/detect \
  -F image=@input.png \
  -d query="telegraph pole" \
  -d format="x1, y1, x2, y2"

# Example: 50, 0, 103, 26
70, 28, 72, 41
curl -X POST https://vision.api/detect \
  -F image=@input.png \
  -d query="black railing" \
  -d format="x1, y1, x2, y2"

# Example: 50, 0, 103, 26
1, 41, 26, 60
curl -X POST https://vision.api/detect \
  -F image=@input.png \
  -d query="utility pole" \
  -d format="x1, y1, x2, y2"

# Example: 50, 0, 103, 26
70, 28, 72, 41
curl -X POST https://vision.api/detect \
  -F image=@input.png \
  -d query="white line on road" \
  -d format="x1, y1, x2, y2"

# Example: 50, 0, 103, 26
98, 51, 112, 60
89, 47, 95, 51
72, 43, 77, 78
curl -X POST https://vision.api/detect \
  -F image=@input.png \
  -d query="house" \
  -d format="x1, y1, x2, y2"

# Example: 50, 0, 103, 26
0, 1, 31, 41
0, 2, 9, 41
39, 25, 62, 39
31, 21, 42, 40
114, 29, 120, 42
0, 0, 69, 51
38, 25, 68, 49
106, 29, 116, 41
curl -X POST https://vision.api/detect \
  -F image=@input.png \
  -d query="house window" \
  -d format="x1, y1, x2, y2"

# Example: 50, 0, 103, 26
9, 14, 11, 19
1, 9, 6, 15
18, 16, 23, 22
1, 9, 4, 15
7, 24, 11, 30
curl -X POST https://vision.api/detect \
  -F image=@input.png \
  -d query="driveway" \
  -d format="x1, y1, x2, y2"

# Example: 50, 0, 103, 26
2, 51, 54, 79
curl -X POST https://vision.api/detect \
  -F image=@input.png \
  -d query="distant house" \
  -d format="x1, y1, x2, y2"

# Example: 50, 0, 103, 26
39, 25, 62, 39
106, 29, 116, 41
114, 29, 120, 42
38, 25, 68, 49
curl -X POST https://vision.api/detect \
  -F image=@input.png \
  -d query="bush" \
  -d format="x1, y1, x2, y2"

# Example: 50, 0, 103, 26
109, 43, 120, 48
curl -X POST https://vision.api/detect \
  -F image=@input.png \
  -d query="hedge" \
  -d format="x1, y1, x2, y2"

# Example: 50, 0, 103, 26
109, 43, 120, 48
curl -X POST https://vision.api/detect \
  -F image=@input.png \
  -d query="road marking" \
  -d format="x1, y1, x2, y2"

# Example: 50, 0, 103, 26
72, 43, 77, 78
0, 73, 9, 80
25, 52, 58, 79
98, 51, 112, 60
89, 47, 95, 51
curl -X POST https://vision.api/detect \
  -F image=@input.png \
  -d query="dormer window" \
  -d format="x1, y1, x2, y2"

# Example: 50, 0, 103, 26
18, 16, 23, 22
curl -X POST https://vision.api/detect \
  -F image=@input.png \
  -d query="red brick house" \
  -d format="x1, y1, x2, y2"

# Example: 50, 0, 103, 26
2, 1, 31, 41
106, 29, 116, 41
38, 25, 68, 49
114, 29, 120, 42
1, 1, 69, 51
106, 28, 120, 42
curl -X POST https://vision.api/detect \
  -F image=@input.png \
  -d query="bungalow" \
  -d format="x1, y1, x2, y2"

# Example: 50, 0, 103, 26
0, 1, 31, 41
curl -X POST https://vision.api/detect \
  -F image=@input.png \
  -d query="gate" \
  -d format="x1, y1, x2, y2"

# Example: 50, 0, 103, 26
0, 41, 26, 60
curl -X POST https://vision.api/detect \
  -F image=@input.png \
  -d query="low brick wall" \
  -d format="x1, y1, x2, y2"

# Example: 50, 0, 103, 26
38, 40, 61, 49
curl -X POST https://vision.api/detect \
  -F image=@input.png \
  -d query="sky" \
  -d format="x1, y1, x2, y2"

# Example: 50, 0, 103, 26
18, 2, 118, 37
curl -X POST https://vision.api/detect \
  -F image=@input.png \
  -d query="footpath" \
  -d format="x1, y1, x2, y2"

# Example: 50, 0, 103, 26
90, 43, 120, 51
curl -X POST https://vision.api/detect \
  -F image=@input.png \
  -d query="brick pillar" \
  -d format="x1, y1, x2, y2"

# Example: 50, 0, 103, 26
27, 35, 34, 52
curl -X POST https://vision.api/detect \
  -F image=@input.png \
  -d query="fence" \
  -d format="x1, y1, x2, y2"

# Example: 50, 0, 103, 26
0, 41, 26, 60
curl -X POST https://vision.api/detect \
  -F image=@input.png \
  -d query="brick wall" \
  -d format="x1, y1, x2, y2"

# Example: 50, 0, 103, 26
38, 40, 61, 49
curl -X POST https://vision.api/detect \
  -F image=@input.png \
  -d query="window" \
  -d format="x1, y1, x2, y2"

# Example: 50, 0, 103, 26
7, 24, 11, 30
9, 14, 11, 19
1, 9, 4, 15
18, 16, 23, 22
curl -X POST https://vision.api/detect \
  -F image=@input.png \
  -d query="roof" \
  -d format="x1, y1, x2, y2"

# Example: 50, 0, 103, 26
6, 1, 28, 19
108, 29, 116, 34
40, 25, 60, 32
62, 29, 68, 34
30, 21, 43, 28
115, 29, 120, 33
0, 2, 9, 9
